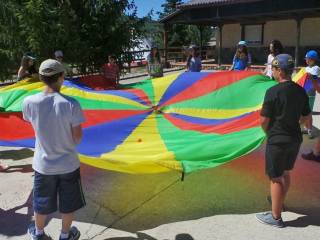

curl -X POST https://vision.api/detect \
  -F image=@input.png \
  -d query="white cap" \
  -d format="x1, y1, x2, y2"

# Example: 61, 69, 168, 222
39, 59, 65, 76
306, 66, 320, 76
54, 50, 63, 58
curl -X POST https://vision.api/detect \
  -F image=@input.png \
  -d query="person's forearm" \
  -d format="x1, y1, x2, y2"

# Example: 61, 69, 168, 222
72, 125, 83, 144
261, 122, 269, 133
260, 116, 270, 133
301, 114, 312, 129
263, 67, 267, 75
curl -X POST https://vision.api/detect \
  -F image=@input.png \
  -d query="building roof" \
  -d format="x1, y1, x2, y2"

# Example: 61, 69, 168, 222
160, 0, 320, 25
180, 0, 263, 8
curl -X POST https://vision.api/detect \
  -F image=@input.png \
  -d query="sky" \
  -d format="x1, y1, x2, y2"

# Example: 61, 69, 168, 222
134, 0, 185, 19
134, 0, 166, 18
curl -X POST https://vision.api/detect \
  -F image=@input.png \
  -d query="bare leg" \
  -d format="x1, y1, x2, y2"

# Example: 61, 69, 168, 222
314, 137, 320, 155
270, 177, 285, 219
61, 213, 74, 233
283, 171, 291, 199
34, 212, 47, 231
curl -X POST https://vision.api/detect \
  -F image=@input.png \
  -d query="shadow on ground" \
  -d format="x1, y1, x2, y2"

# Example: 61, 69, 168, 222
285, 207, 320, 228
103, 233, 194, 240
0, 148, 34, 160
0, 191, 33, 236
4, 164, 33, 173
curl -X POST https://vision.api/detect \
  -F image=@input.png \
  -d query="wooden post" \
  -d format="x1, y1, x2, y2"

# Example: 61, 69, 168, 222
295, 18, 302, 68
217, 24, 223, 67
199, 25, 203, 58
164, 24, 169, 68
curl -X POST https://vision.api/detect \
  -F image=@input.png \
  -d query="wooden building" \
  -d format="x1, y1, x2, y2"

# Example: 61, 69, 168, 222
160, 0, 320, 67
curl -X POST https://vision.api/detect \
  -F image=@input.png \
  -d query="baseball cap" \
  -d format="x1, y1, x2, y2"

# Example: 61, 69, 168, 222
238, 40, 247, 46
39, 59, 65, 76
271, 54, 294, 70
54, 50, 63, 58
305, 50, 319, 60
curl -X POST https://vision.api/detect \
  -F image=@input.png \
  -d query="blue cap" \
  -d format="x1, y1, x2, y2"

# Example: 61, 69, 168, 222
271, 54, 294, 70
305, 50, 319, 60
238, 40, 247, 46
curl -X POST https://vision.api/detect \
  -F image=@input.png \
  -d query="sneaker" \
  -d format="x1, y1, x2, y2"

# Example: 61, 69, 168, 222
301, 151, 320, 162
28, 224, 45, 240
255, 212, 285, 228
266, 195, 287, 211
59, 227, 80, 240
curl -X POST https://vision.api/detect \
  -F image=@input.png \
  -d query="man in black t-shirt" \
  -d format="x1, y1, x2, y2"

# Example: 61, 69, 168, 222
256, 54, 312, 228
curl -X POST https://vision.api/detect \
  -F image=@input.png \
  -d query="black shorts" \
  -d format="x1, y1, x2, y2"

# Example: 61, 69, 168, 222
265, 142, 301, 178
33, 168, 86, 214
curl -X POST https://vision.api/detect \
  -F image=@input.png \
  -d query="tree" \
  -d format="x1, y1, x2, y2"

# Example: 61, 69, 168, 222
0, 0, 144, 80
157, 0, 213, 48
140, 11, 164, 48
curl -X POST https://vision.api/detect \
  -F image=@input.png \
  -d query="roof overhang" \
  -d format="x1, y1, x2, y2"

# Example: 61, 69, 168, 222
160, 0, 320, 26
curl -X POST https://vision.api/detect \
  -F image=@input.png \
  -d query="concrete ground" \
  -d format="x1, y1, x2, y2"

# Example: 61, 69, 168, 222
0, 135, 319, 240
1, 71, 320, 239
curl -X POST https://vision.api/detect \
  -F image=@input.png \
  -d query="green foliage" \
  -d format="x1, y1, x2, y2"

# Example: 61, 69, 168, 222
141, 12, 164, 48
0, 0, 144, 80
156, 0, 214, 48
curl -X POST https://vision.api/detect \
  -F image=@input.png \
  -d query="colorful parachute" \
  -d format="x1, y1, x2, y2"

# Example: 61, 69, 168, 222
0, 71, 276, 174
293, 67, 316, 108
293, 68, 308, 89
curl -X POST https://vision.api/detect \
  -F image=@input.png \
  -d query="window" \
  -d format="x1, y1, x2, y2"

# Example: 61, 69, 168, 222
242, 24, 264, 45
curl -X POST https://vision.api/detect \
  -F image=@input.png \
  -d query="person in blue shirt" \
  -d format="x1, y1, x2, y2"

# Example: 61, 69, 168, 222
186, 45, 202, 72
230, 41, 252, 71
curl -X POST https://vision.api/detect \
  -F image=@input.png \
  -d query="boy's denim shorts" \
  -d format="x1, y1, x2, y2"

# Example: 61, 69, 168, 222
33, 168, 86, 214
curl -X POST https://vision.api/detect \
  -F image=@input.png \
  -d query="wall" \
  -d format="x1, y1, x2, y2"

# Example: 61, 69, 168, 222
221, 24, 241, 48
218, 17, 320, 65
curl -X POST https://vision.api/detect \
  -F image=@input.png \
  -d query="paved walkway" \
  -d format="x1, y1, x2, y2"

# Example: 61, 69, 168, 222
0, 135, 319, 240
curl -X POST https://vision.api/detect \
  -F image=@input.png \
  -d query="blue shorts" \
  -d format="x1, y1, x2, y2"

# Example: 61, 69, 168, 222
33, 168, 86, 214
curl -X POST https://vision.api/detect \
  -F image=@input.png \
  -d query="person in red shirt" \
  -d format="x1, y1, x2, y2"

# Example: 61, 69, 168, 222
101, 55, 120, 89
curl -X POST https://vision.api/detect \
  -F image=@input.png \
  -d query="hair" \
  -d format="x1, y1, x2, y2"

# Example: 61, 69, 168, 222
20, 56, 32, 69
235, 45, 248, 58
40, 72, 64, 87
187, 47, 199, 68
273, 66, 293, 78
108, 55, 116, 61
282, 68, 293, 77
270, 40, 284, 56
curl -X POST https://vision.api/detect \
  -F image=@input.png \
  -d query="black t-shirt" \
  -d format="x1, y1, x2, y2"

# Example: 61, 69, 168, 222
261, 81, 311, 144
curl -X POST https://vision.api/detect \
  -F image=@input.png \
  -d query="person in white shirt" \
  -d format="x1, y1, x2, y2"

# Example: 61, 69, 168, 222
263, 40, 284, 78
301, 50, 320, 162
